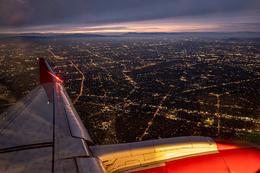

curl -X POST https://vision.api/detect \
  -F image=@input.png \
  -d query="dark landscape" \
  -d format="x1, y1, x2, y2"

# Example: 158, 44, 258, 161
0, 35, 260, 145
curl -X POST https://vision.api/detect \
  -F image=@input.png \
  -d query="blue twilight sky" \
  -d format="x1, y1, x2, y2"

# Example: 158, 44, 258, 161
0, 0, 260, 34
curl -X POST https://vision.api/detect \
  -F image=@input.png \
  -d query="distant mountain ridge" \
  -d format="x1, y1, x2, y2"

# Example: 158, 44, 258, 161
0, 33, 106, 42
122, 32, 260, 38
1, 32, 260, 40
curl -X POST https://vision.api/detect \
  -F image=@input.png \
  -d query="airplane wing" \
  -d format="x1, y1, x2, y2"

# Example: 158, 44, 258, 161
0, 58, 259, 173
0, 58, 105, 173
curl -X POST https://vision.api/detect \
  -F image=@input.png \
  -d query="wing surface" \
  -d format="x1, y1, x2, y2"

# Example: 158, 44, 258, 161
0, 58, 105, 173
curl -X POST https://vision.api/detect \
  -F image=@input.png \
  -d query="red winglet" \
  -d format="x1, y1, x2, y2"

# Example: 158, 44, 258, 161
39, 58, 54, 84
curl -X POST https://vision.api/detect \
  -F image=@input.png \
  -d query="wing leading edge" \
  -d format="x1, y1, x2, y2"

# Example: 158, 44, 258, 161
0, 58, 259, 173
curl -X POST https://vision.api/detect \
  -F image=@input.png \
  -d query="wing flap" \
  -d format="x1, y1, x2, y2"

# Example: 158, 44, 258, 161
58, 83, 93, 144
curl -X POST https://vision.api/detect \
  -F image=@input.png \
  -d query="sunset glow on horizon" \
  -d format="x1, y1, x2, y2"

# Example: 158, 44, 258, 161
0, 0, 259, 34
2, 17, 260, 35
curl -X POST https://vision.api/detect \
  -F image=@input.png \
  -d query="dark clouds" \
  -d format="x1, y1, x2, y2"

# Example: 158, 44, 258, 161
0, 0, 259, 32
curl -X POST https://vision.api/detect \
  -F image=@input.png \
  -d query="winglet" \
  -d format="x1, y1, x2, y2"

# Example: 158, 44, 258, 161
39, 58, 55, 84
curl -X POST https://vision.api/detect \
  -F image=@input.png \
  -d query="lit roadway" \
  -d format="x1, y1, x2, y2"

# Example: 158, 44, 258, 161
46, 49, 85, 104
70, 61, 85, 104
139, 88, 172, 141
85, 48, 140, 109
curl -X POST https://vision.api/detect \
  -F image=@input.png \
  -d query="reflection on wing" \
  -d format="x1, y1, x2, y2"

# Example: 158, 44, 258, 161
90, 136, 260, 173
0, 58, 259, 173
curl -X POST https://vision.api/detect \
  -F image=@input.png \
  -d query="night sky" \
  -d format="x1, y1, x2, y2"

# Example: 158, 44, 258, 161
0, 0, 260, 34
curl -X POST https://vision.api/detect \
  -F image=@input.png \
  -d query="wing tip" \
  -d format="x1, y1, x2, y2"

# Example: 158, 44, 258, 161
39, 58, 54, 84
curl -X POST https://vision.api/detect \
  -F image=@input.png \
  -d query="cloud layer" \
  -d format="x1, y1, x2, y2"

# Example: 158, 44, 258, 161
0, 0, 260, 32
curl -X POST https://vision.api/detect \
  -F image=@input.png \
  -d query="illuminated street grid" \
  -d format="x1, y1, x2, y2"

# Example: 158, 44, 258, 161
0, 37, 260, 144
